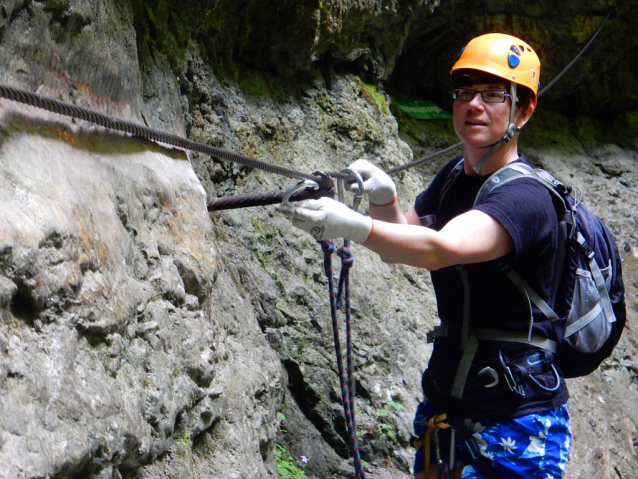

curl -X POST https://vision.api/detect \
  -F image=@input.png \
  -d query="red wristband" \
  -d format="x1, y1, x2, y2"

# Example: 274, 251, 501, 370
364, 220, 375, 243
369, 197, 397, 207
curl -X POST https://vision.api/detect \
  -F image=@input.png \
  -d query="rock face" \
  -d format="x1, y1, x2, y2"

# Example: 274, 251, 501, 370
0, 1, 637, 479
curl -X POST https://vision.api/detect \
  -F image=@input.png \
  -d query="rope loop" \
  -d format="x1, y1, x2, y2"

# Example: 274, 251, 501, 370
319, 238, 365, 479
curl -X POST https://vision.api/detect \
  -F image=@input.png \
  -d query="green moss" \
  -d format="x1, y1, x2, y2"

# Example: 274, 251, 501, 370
129, 0, 216, 72
235, 67, 294, 103
621, 110, 638, 137
356, 79, 390, 115
177, 429, 191, 448
249, 219, 285, 290
315, 91, 332, 114
276, 303, 298, 324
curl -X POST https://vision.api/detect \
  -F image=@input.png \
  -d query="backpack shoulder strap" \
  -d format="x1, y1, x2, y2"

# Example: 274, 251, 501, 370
438, 157, 465, 211
420, 157, 465, 227
475, 163, 573, 307
476, 163, 549, 204
475, 163, 571, 221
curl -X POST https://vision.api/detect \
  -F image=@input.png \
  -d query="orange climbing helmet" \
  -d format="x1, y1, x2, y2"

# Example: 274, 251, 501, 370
451, 33, 541, 105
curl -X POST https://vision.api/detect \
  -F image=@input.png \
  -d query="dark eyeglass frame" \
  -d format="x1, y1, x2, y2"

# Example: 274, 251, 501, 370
451, 88, 512, 104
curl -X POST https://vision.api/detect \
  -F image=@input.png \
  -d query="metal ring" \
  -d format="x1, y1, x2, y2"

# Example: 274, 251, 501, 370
478, 367, 499, 388
281, 179, 319, 206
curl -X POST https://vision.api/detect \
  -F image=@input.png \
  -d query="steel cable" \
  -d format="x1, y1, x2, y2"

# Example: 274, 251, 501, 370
0, 83, 347, 184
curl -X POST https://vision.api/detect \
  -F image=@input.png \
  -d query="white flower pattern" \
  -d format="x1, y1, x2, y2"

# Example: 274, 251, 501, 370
414, 402, 571, 479
499, 436, 517, 454
460, 404, 571, 479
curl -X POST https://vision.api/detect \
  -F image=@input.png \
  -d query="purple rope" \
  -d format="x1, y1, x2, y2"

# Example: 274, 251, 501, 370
320, 239, 366, 479
336, 240, 357, 447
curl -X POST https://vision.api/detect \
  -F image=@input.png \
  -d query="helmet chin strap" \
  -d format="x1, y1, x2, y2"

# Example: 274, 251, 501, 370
472, 83, 520, 175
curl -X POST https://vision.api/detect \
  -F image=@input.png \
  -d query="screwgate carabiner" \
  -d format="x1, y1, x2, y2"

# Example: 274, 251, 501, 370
338, 168, 364, 212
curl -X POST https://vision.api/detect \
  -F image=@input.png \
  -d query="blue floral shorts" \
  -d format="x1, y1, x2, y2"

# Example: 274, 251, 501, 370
414, 402, 571, 478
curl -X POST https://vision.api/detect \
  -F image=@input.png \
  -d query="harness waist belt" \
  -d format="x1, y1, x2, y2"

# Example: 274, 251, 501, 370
473, 328, 558, 354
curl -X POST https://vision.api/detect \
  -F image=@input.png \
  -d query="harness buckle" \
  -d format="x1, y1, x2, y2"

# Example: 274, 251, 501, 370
499, 350, 526, 396
477, 367, 499, 388
465, 435, 481, 460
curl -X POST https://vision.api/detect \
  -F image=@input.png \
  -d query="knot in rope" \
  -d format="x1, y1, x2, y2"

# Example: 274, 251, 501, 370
337, 243, 354, 269
320, 239, 337, 255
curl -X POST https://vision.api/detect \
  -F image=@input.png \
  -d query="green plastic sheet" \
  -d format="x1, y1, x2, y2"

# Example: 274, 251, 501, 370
394, 100, 452, 120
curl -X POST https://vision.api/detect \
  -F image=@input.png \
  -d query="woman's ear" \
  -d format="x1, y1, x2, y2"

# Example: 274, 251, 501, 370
516, 102, 535, 129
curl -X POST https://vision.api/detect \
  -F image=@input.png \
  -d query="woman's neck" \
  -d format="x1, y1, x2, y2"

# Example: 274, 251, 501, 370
463, 140, 519, 176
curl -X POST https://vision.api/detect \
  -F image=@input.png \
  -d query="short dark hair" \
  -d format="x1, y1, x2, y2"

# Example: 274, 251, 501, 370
515, 85, 534, 108
452, 68, 535, 107
452, 69, 505, 89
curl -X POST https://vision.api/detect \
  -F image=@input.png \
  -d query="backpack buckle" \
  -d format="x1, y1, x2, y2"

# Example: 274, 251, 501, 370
581, 242, 595, 259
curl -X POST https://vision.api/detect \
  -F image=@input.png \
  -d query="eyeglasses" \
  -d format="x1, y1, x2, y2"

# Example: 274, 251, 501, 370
451, 88, 511, 103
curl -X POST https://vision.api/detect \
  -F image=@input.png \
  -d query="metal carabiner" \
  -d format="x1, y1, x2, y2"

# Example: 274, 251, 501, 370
338, 168, 364, 212
281, 179, 320, 206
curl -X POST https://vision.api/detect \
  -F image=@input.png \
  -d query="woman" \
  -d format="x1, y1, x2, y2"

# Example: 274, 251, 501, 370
277, 33, 571, 479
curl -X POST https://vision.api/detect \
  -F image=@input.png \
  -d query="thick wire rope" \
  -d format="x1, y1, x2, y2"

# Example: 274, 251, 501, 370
0, 83, 356, 185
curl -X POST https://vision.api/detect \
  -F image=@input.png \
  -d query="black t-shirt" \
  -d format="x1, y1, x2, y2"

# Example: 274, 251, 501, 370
414, 156, 569, 419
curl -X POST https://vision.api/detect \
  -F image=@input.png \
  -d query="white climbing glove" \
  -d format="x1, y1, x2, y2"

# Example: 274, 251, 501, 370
345, 159, 397, 206
275, 197, 373, 244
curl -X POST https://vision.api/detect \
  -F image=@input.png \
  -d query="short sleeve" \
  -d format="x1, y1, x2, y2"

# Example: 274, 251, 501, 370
475, 178, 557, 259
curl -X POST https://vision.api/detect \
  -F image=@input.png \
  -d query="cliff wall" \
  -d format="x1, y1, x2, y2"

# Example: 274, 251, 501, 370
0, 1, 637, 478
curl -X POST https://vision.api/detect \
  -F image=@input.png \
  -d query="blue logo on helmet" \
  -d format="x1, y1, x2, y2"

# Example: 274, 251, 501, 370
508, 45, 521, 68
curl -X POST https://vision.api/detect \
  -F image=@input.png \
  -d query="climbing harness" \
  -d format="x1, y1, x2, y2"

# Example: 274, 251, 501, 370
318, 171, 366, 478
411, 410, 509, 479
